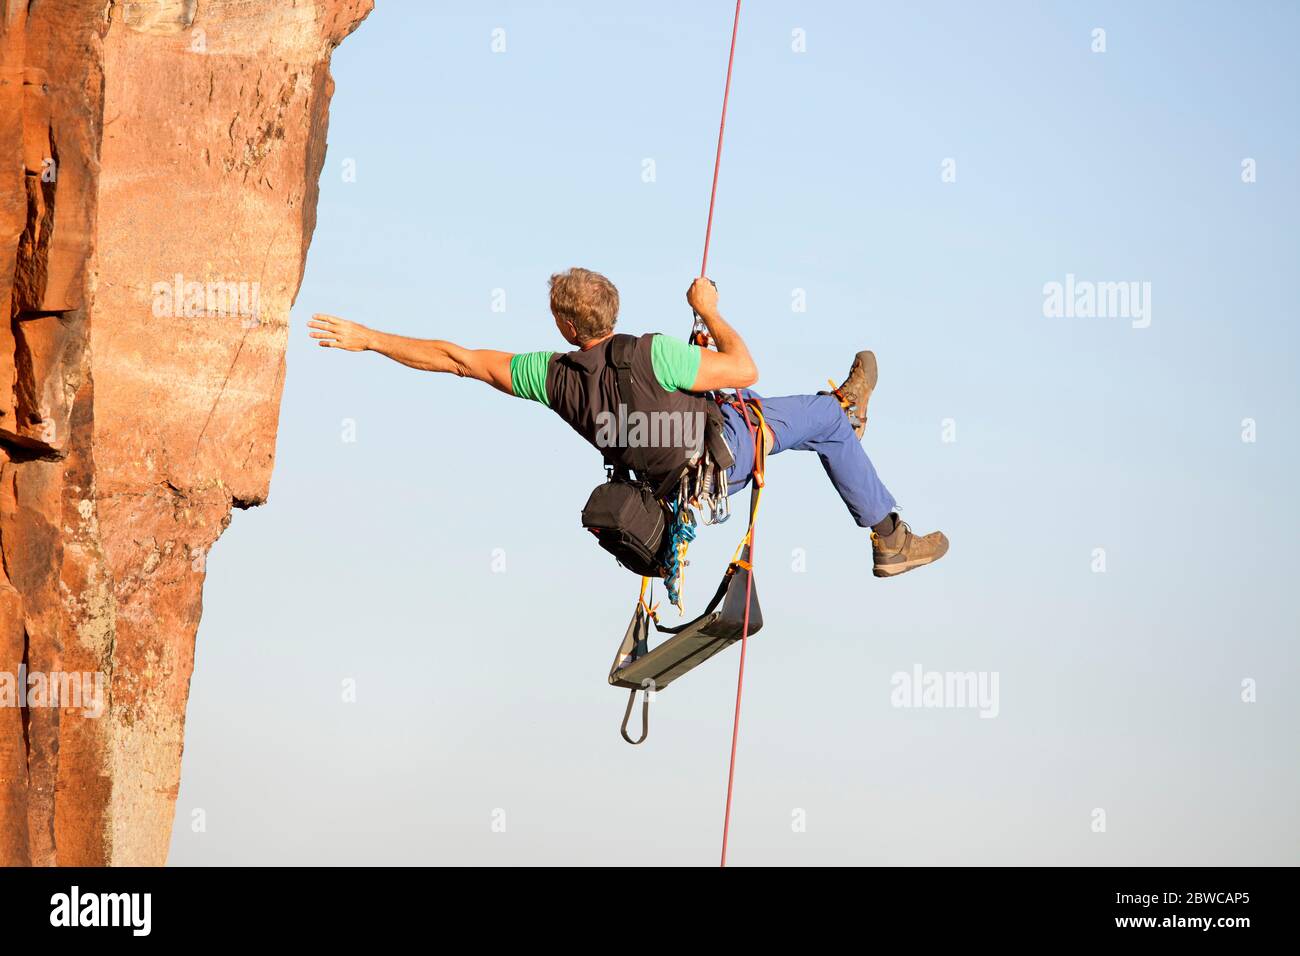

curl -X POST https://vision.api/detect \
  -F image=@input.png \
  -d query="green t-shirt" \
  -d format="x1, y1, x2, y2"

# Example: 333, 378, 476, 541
509, 334, 701, 406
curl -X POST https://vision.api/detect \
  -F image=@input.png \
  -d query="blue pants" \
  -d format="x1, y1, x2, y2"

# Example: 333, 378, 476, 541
721, 392, 896, 528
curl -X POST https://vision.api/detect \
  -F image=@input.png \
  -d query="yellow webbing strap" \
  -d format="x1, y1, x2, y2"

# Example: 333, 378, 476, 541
637, 575, 660, 622
827, 377, 851, 410
730, 399, 768, 564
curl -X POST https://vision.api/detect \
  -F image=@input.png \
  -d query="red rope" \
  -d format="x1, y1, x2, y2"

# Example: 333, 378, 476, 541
720, 412, 758, 868
700, 0, 743, 279
699, 0, 748, 869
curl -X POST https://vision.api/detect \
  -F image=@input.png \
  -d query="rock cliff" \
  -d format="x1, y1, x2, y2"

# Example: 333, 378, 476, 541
0, 0, 371, 865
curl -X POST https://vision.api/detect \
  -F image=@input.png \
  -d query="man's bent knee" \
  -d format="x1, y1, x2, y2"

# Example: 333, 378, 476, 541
813, 392, 856, 439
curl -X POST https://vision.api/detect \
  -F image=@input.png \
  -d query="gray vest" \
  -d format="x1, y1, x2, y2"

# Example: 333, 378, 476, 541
547, 333, 728, 495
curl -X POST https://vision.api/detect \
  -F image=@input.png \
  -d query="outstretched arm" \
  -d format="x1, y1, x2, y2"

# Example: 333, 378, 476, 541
308, 314, 514, 395
684, 278, 759, 392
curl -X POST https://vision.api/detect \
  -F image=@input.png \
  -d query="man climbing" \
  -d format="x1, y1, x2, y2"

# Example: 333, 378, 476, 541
308, 268, 948, 577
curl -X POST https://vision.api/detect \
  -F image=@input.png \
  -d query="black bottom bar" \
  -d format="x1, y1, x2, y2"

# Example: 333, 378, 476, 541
0, 865, 1285, 941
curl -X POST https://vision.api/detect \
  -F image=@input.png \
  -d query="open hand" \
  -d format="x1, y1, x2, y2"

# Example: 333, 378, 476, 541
308, 314, 371, 352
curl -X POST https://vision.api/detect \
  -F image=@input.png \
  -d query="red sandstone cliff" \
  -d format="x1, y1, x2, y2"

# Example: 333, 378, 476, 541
0, 0, 371, 865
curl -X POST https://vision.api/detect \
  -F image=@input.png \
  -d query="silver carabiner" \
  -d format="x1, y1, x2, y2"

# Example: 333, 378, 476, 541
713, 481, 731, 524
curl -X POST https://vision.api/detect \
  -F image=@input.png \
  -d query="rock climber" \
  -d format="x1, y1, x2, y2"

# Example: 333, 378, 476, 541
308, 268, 948, 577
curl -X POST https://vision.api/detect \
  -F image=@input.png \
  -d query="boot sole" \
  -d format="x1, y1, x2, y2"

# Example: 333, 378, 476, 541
849, 351, 877, 439
855, 350, 878, 393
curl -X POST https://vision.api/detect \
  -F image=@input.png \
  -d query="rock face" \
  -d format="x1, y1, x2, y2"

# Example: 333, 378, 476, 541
0, 0, 371, 865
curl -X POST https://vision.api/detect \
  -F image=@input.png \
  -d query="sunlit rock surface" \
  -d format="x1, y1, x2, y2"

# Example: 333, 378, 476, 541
0, 0, 371, 865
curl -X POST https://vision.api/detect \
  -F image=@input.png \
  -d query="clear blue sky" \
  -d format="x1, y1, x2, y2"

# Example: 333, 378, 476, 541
171, 0, 1298, 865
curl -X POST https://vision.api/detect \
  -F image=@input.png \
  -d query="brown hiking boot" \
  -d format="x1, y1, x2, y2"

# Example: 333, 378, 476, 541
872, 516, 949, 578
822, 350, 877, 439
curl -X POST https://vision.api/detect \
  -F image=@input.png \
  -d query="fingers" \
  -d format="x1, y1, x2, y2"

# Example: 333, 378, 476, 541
686, 277, 717, 313
309, 314, 344, 349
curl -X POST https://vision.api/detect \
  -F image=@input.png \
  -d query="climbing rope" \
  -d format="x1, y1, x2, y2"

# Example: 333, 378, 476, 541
719, 395, 760, 869
695, 0, 751, 870
699, 0, 743, 279
662, 500, 697, 611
